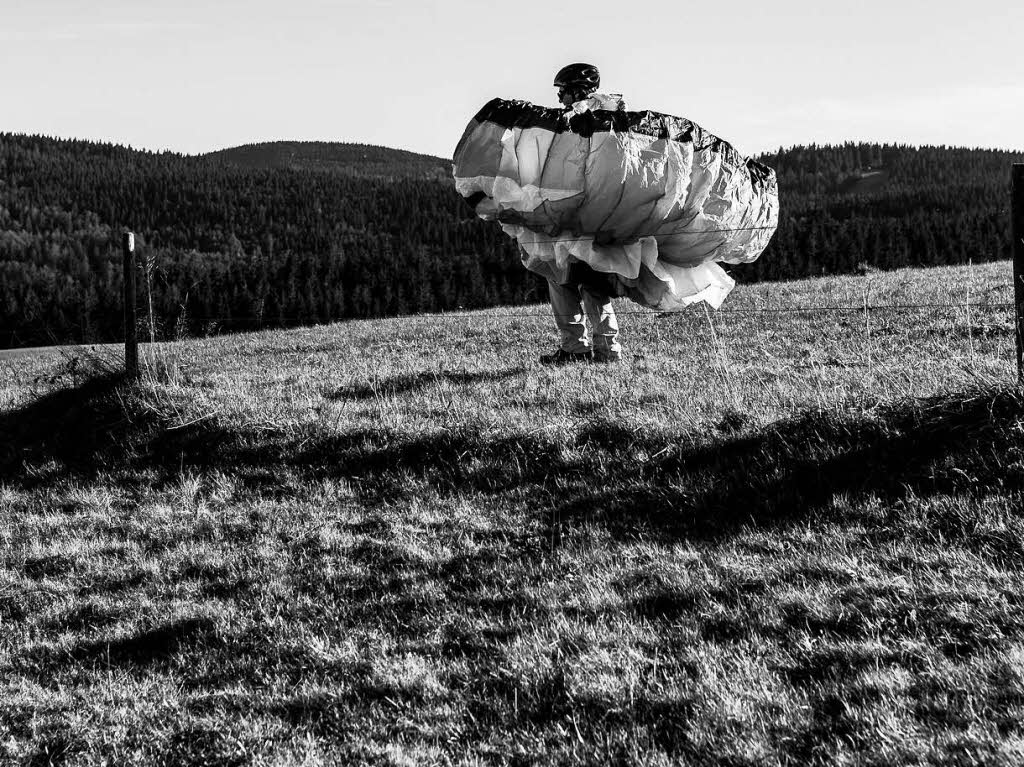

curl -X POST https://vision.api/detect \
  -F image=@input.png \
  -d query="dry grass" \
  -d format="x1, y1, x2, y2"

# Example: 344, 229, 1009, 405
1, 260, 1023, 766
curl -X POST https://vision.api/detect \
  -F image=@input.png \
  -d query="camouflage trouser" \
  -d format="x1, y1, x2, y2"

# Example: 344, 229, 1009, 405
547, 279, 621, 357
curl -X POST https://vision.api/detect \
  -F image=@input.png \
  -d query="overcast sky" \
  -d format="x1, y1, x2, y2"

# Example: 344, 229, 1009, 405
2, 0, 1021, 159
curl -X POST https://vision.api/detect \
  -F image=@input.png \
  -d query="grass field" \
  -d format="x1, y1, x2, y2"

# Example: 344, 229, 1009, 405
2, 260, 1023, 766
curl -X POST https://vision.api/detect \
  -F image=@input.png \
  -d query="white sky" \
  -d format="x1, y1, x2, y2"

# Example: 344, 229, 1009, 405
1, 0, 1021, 159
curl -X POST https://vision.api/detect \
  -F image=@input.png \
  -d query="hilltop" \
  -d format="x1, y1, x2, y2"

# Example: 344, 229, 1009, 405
2, 261, 1022, 764
204, 141, 451, 179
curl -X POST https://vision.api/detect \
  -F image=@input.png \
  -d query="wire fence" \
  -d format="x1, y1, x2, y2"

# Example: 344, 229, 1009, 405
184, 301, 1015, 322
0, 300, 1015, 337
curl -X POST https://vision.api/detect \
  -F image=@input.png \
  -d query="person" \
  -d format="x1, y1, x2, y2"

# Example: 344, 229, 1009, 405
539, 63, 623, 365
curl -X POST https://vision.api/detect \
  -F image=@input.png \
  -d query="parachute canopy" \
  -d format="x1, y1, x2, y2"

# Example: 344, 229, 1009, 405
452, 95, 779, 310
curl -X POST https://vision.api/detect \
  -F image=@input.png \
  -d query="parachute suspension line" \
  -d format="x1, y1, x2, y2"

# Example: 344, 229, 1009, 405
498, 223, 780, 248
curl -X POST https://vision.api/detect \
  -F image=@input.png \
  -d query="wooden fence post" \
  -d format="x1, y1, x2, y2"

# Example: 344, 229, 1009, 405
1014, 166, 1024, 381
123, 231, 139, 379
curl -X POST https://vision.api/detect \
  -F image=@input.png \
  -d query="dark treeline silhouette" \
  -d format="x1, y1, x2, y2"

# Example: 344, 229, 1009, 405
1, 133, 1021, 348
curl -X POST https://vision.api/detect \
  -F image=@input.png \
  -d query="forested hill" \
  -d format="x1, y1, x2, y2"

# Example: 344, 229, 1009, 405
760, 143, 1022, 276
1, 131, 1021, 348
205, 141, 450, 179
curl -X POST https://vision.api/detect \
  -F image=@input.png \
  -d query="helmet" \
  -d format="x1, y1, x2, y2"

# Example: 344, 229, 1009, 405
553, 63, 600, 95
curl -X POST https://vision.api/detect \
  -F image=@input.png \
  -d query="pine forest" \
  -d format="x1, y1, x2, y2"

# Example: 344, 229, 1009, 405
1, 133, 1020, 348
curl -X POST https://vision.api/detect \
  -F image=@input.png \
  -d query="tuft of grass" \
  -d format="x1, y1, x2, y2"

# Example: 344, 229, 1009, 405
1, 261, 1022, 765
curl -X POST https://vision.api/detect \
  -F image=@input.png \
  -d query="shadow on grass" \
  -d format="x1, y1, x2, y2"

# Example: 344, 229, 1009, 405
326, 366, 526, 401
4, 371, 1023, 543
25, 735, 85, 767
71, 616, 218, 666
7, 375, 1024, 762
0, 370, 233, 489
25, 616, 218, 671
557, 386, 1024, 541
0, 372, 132, 480
285, 385, 1023, 543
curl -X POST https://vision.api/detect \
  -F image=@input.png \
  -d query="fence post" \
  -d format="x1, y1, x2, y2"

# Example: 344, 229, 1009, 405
1014, 166, 1024, 381
123, 231, 139, 379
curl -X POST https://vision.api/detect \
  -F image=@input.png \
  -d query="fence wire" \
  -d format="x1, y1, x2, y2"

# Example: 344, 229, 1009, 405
0, 300, 1015, 352
166, 301, 1015, 324
0, 300, 1015, 334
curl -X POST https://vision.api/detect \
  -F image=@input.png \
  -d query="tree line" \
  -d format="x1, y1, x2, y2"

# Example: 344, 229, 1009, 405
1, 133, 1021, 348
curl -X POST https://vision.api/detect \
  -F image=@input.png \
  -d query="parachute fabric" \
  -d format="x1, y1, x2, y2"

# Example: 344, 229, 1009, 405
452, 96, 779, 309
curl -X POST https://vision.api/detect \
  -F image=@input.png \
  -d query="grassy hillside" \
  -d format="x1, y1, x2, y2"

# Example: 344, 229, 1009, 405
2, 262, 1023, 765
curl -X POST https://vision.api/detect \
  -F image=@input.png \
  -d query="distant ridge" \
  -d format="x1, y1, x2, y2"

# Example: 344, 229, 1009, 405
204, 141, 451, 179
